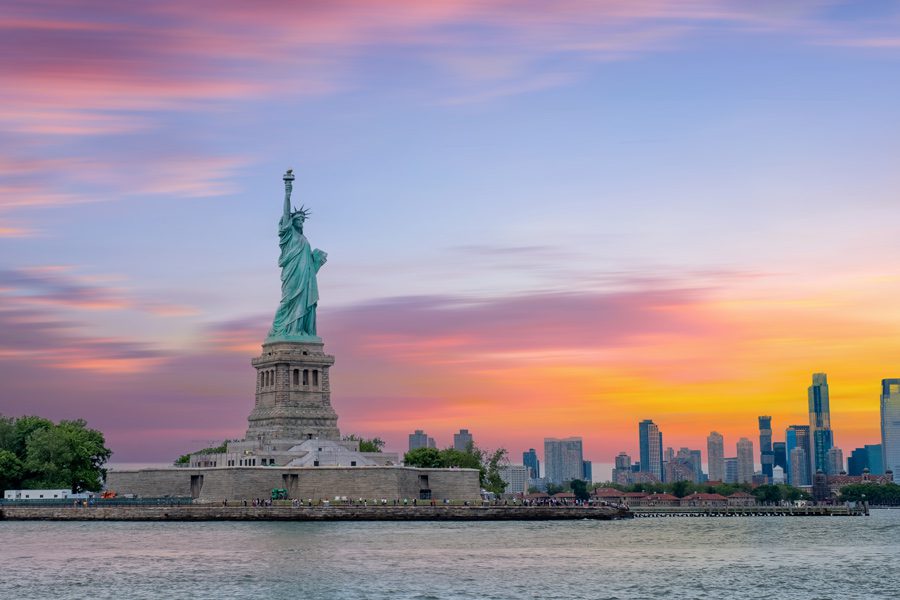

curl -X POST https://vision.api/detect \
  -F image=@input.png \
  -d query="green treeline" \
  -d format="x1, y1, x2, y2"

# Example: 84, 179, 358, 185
839, 483, 900, 505
173, 441, 233, 465
0, 415, 111, 493
607, 481, 810, 502
404, 446, 508, 495
342, 434, 386, 453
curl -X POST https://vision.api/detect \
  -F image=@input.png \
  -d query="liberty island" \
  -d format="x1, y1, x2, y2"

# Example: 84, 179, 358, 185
96, 170, 493, 505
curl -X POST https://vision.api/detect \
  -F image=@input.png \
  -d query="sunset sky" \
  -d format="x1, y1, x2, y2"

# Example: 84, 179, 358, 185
2, 1, 900, 477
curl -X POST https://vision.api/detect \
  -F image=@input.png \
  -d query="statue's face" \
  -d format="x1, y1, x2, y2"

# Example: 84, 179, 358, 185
292, 215, 305, 230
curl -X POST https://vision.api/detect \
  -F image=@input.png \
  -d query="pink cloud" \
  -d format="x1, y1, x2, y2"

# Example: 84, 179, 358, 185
0, 0, 853, 138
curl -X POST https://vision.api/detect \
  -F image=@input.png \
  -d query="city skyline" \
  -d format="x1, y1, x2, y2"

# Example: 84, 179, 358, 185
3, 2, 900, 466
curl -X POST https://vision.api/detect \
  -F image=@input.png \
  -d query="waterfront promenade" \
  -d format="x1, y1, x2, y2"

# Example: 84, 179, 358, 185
0, 504, 631, 521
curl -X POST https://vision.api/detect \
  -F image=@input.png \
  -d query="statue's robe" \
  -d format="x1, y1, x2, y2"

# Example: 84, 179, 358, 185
268, 215, 327, 338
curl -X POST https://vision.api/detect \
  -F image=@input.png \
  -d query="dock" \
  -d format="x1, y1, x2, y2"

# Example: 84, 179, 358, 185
630, 505, 867, 517
0, 504, 632, 521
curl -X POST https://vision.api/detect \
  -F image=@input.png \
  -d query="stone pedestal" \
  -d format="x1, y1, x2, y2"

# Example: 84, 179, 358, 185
242, 340, 340, 448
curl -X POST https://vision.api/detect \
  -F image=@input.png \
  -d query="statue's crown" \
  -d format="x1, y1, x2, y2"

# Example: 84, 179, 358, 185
291, 204, 311, 221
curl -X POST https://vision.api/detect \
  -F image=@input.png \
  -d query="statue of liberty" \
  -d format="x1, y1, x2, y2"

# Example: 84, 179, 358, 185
267, 169, 327, 341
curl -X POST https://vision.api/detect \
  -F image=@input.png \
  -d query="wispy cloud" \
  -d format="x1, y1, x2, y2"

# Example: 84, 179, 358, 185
2, 270, 898, 461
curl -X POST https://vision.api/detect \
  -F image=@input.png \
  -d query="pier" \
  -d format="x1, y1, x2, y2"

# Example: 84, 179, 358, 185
0, 504, 632, 522
630, 505, 867, 517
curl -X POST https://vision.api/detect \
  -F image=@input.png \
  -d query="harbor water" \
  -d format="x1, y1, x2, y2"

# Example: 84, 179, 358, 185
2, 509, 898, 599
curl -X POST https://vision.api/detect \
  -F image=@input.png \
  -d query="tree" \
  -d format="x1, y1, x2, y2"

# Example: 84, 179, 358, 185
12, 415, 54, 457
839, 483, 900, 505
671, 480, 691, 498
0, 416, 15, 453
545, 483, 566, 496
482, 448, 508, 495
403, 447, 444, 468
23, 419, 111, 492
173, 441, 230, 466
0, 449, 23, 492
571, 479, 590, 501
343, 434, 385, 453
403, 445, 509, 492
0, 415, 111, 492
753, 485, 782, 504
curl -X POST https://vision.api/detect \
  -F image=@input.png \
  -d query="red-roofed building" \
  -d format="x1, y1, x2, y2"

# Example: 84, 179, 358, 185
680, 492, 727, 507
591, 488, 626, 504
639, 492, 680, 507
525, 492, 549, 500
727, 491, 757, 506
826, 471, 894, 497
552, 492, 576, 500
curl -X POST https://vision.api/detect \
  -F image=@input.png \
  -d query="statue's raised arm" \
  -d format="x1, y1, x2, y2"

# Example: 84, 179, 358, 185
267, 169, 325, 342
282, 168, 294, 225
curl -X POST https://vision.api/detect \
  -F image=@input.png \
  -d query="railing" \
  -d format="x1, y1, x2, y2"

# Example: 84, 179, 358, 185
0, 497, 193, 507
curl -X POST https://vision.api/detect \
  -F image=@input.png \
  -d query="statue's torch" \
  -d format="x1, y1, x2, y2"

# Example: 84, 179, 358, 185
284, 168, 295, 201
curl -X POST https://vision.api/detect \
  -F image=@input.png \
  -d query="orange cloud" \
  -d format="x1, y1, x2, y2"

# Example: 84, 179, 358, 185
317, 276, 900, 460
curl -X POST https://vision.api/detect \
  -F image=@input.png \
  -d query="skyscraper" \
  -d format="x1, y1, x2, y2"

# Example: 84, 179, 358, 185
736, 437, 754, 484
582, 460, 593, 482
639, 420, 663, 481
772, 465, 785, 484
808, 373, 834, 475
847, 444, 883, 476
707, 431, 725, 482
453, 429, 474, 452
789, 446, 809, 487
724, 457, 738, 484
786, 425, 811, 486
881, 378, 900, 476
523, 448, 540, 479
498, 464, 530, 495
408, 430, 435, 451
544, 437, 584, 485
612, 452, 632, 485
773, 441, 787, 473
826, 447, 844, 475
758, 416, 773, 479
689, 449, 703, 483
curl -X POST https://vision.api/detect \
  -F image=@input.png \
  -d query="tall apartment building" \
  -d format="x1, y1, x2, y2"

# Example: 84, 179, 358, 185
881, 378, 900, 476
724, 457, 738, 484
789, 446, 809, 487
808, 373, 834, 476
773, 441, 787, 473
639, 420, 663, 481
736, 437, 754, 484
707, 431, 725, 482
759, 416, 774, 479
826, 447, 844, 475
544, 437, 584, 485
408, 430, 436, 451
847, 444, 883, 475
689, 449, 703, 482
523, 448, 540, 479
498, 464, 530, 495
453, 429, 474, 452
786, 425, 812, 486
612, 452, 632, 485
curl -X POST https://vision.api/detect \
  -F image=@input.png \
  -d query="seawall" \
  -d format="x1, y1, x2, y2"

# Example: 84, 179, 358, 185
0, 505, 632, 521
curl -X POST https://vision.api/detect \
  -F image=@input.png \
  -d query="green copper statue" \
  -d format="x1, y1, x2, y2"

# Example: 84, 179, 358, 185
267, 169, 327, 342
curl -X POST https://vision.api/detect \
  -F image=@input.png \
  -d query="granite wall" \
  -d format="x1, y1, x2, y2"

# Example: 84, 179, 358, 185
105, 466, 481, 502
